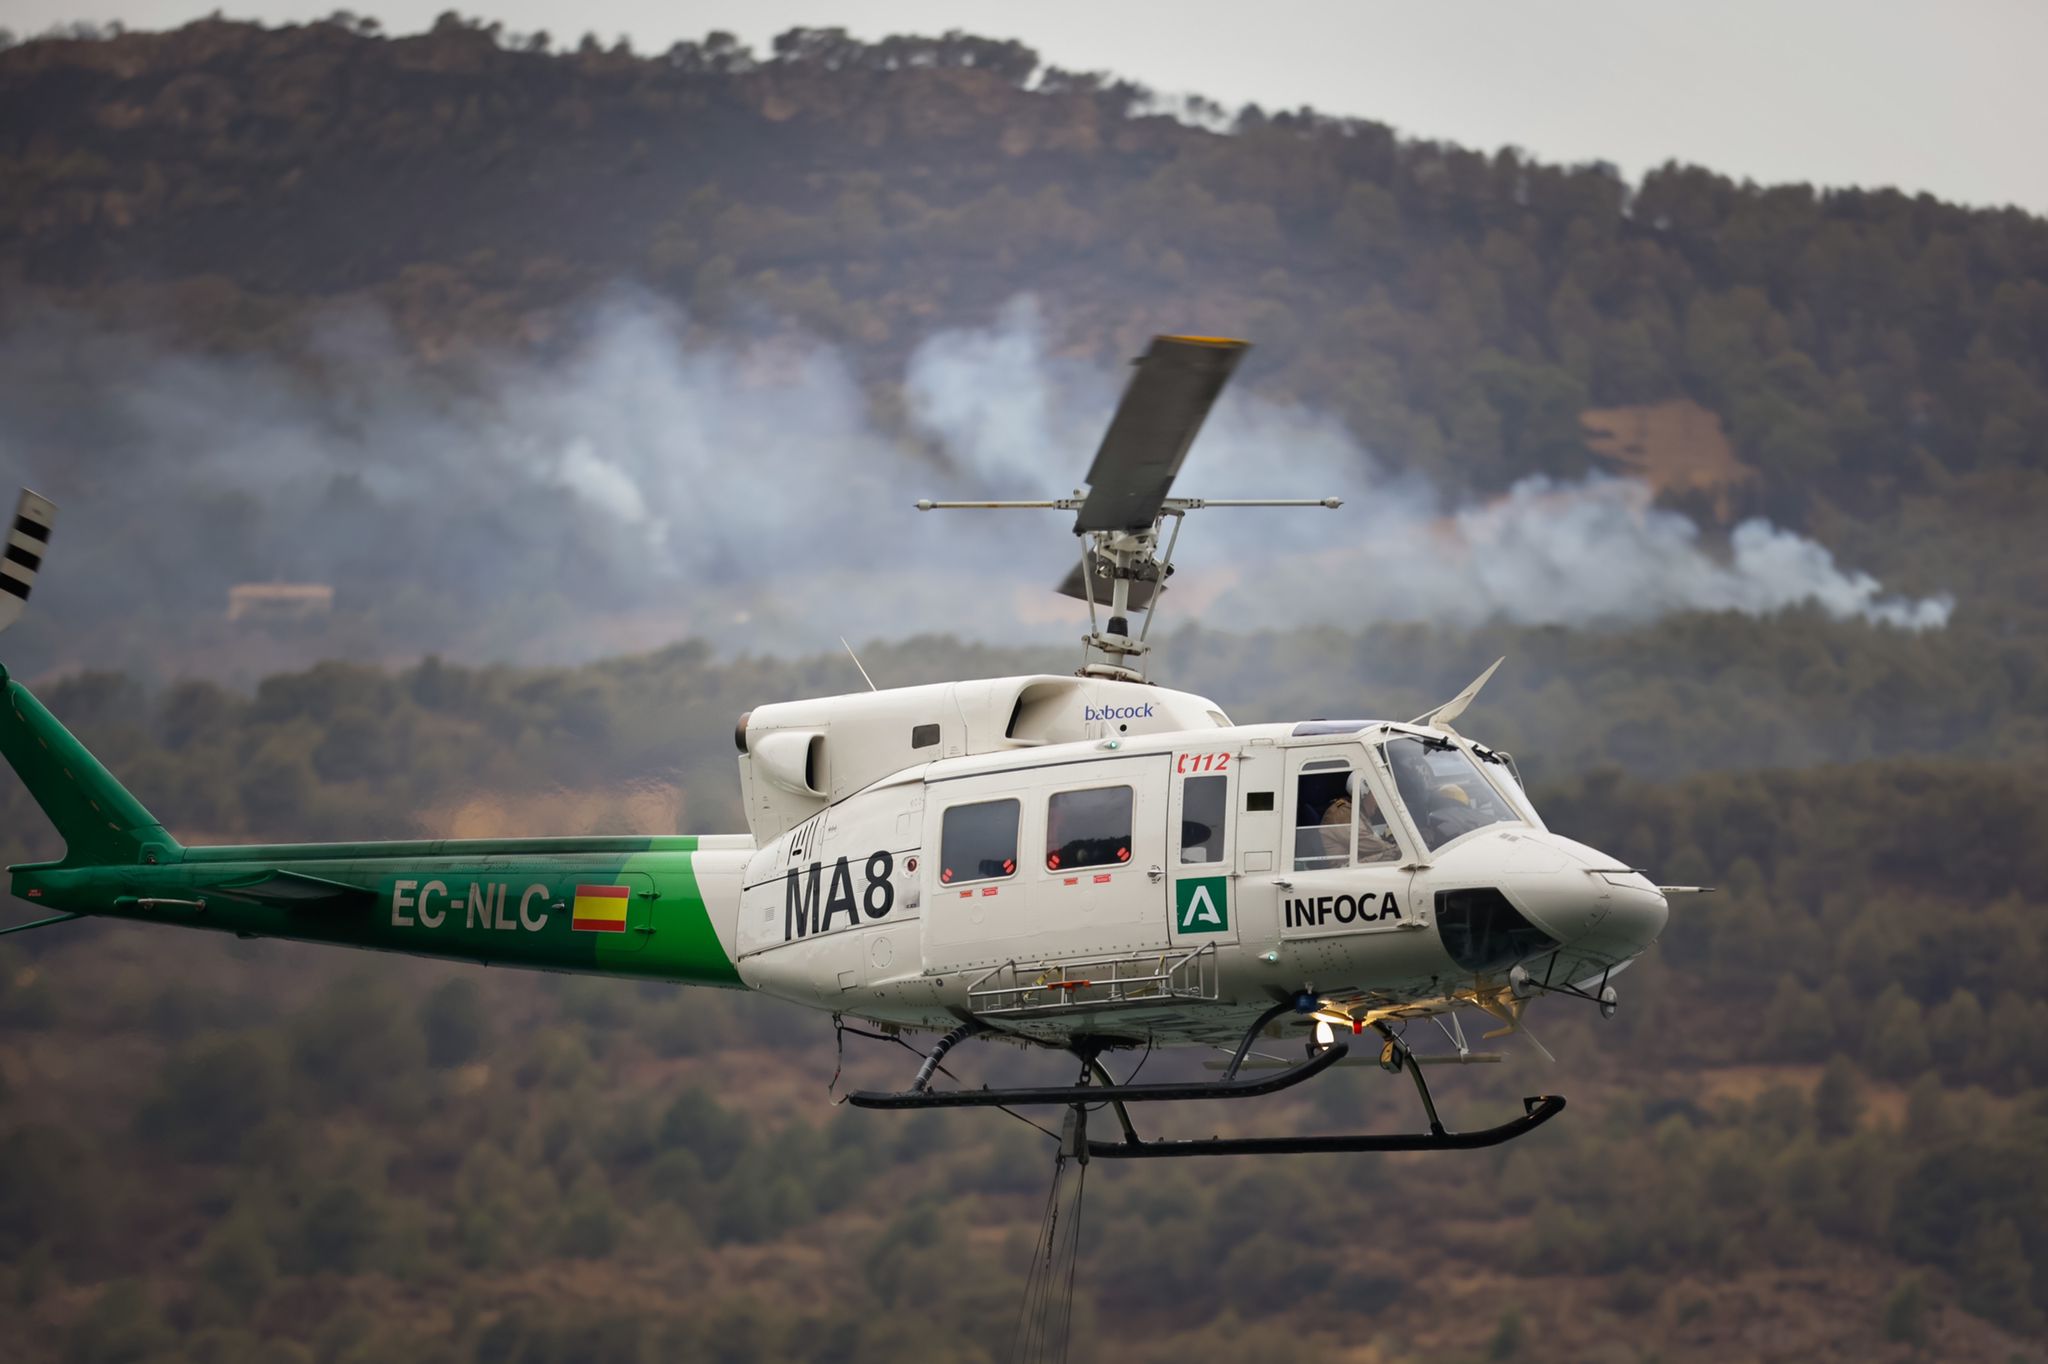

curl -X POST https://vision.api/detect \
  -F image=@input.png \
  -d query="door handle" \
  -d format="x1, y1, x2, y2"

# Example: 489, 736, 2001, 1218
1147, 865, 1164, 882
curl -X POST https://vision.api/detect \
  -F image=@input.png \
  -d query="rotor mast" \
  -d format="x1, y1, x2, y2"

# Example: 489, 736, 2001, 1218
917, 336, 1342, 682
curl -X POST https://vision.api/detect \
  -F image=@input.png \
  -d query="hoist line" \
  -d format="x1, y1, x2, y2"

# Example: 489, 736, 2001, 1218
1010, 1141, 1091, 1364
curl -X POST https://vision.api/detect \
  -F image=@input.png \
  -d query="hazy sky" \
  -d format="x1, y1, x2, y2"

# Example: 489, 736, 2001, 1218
4, 0, 2044, 215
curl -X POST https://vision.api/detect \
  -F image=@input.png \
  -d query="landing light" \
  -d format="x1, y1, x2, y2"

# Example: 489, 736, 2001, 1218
1313, 1019, 1335, 1048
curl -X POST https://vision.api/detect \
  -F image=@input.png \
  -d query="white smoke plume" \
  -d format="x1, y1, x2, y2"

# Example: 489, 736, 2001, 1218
902, 298, 1953, 635
0, 290, 1949, 680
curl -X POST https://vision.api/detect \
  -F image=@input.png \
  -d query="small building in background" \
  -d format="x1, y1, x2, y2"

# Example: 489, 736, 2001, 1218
227, 583, 334, 623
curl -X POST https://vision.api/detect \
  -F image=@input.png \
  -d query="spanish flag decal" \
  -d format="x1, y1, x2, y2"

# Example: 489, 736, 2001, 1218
571, 883, 631, 933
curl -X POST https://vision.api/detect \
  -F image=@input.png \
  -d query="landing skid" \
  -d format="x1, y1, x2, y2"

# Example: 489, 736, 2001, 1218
1082, 1095, 1565, 1158
843, 1004, 1567, 1157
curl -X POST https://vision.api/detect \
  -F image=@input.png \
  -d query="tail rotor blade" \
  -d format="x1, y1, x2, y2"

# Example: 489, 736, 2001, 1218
0, 490, 55, 636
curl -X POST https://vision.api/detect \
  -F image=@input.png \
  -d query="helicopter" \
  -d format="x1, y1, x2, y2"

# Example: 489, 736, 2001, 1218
0, 335, 1688, 1161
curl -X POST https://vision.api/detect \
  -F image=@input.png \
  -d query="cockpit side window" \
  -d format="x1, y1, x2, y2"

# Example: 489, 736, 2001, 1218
1384, 736, 1522, 851
1293, 761, 1353, 870
1351, 775, 1403, 864
1179, 774, 1227, 864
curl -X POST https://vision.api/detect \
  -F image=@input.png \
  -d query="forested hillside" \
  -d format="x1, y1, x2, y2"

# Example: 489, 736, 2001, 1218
3, 628, 2047, 1362
3, 15, 2047, 1364
3, 14, 2043, 528
0, 14, 2045, 678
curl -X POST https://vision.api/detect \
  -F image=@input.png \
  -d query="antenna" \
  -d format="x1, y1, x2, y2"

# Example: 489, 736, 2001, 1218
839, 636, 877, 692
1413, 657, 1505, 732
916, 337, 1342, 681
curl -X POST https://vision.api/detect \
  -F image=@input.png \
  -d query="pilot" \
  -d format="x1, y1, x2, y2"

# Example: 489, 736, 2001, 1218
1318, 793, 1354, 862
1429, 782, 1490, 841
1354, 789, 1400, 863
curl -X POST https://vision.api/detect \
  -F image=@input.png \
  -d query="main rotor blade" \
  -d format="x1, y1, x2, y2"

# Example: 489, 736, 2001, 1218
1073, 335, 1249, 534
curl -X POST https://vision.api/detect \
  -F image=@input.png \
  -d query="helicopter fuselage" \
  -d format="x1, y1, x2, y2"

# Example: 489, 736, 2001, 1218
4, 670, 1664, 1056
730, 684, 1667, 1049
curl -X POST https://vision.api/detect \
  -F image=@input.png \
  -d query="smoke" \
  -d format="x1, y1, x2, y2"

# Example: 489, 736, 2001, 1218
901, 298, 1954, 634
0, 290, 1949, 680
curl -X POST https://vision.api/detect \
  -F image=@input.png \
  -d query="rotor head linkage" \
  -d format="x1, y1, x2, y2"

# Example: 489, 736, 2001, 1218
917, 333, 1343, 681
915, 497, 1342, 680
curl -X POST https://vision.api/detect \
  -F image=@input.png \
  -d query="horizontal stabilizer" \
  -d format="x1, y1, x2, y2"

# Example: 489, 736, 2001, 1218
210, 870, 375, 911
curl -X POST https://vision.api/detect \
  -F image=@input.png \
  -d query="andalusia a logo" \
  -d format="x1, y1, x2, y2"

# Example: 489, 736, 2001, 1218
1174, 876, 1229, 934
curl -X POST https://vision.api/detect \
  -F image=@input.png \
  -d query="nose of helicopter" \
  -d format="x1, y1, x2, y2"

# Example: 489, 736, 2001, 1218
1493, 833, 1669, 964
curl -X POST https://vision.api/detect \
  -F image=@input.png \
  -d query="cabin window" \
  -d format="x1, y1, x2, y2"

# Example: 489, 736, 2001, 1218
1046, 786, 1134, 871
939, 799, 1019, 884
910, 723, 940, 749
1180, 775, 1227, 864
1293, 763, 1354, 870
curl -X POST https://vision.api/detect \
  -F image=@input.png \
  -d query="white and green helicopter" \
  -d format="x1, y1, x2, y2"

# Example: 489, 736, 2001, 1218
1, 336, 1682, 1159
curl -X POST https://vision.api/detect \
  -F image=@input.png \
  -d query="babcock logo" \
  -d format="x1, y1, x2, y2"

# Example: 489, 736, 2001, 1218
1084, 703, 1156, 722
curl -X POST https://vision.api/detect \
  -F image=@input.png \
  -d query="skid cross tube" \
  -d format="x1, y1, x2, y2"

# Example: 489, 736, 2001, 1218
848, 998, 1314, 1111
846, 1038, 1348, 1109
1378, 1020, 1446, 1136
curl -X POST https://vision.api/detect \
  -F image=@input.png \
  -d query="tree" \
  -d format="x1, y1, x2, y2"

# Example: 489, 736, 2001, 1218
1814, 1056, 1863, 1140
136, 1034, 285, 1160
0, 1124, 108, 1265
1760, 976, 1835, 1061
293, 1183, 386, 1275
1882, 1273, 1928, 1345
198, 1209, 278, 1302
658, 1087, 750, 1179
1863, 984, 1932, 1078
66, 1281, 174, 1364
419, 976, 488, 1068
1957, 1217, 2041, 1332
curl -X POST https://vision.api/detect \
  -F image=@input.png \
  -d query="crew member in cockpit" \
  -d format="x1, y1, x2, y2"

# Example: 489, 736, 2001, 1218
1354, 788, 1400, 862
1320, 787, 1400, 864
1428, 782, 1491, 842
1317, 793, 1353, 862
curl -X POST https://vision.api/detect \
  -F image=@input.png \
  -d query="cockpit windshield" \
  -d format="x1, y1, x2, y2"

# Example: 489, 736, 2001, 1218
1383, 735, 1523, 851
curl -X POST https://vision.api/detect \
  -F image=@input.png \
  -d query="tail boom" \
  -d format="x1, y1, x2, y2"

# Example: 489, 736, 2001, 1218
11, 835, 753, 986
2, 666, 751, 985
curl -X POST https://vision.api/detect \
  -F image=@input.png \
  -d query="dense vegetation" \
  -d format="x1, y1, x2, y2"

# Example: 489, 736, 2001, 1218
3, 15, 2047, 1364
2, 624, 2047, 1361
3, 609, 2046, 861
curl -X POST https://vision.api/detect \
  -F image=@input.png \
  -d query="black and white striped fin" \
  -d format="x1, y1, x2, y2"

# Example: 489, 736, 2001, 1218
0, 489, 55, 634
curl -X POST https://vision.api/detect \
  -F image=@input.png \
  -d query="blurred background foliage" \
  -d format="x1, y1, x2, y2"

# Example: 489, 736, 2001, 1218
3, 622, 2046, 1361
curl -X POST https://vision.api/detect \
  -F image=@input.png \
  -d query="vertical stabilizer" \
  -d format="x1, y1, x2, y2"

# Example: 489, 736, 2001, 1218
0, 667, 178, 867
0, 490, 178, 868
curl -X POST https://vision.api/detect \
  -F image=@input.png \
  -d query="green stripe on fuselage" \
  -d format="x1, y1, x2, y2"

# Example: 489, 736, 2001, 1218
9, 836, 745, 987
